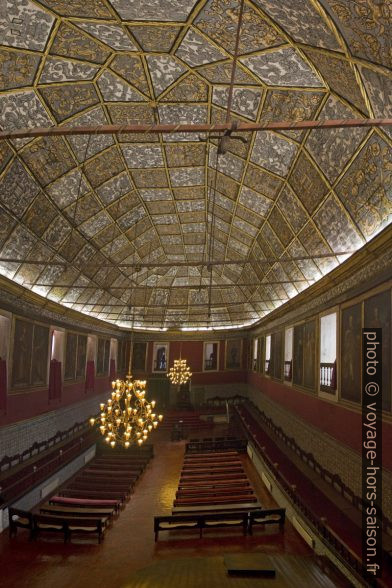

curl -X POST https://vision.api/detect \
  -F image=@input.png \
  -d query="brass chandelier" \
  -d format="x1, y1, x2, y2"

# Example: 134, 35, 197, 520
167, 358, 192, 385
90, 267, 163, 448
90, 375, 163, 448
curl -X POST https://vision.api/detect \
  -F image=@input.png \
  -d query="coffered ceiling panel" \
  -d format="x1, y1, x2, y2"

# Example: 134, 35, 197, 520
0, 0, 390, 331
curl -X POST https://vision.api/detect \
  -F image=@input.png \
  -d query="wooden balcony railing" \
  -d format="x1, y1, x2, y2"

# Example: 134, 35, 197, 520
284, 360, 292, 381
154, 360, 167, 371
320, 362, 336, 392
204, 359, 217, 370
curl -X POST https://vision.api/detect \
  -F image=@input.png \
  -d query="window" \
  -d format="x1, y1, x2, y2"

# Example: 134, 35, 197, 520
204, 341, 218, 371
320, 313, 337, 395
265, 335, 271, 374
252, 338, 258, 371
284, 327, 293, 381
153, 342, 169, 373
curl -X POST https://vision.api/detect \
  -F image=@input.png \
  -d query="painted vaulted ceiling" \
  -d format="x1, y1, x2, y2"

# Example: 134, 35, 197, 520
0, 0, 390, 331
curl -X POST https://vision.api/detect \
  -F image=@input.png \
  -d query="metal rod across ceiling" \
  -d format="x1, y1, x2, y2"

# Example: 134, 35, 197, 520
0, 119, 390, 140
0, 252, 354, 268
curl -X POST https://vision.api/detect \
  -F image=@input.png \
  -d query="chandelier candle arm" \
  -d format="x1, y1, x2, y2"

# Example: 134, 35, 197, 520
89, 375, 163, 448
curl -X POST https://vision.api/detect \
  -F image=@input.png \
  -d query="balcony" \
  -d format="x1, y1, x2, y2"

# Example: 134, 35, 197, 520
320, 362, 336, 392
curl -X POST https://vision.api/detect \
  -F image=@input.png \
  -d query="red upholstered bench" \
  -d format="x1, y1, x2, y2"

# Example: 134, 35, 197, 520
50, 495, 121, 512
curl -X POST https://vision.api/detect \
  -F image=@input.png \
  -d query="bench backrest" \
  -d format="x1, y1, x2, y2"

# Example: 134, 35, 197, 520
154, 511, 248, 529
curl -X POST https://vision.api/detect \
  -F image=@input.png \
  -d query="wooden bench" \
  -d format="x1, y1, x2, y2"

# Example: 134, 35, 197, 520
33, 514, 67, 541
180, 473, 247, 482
75, 475, 137, 485
184, 451, 238, 459
154, 512, 248, 541
40, 504, 115, 521
50, 495, 121, 513
248, 508, 286, 534
184, 456, 240, 464
91, 461, 146, 469
8, 508, 34, 538
181, 463, 242, 471
174, 494, 257, 506
176, 487, 254, 498
59, 489, 128, 502
172, 502, 262, 514
84, 468, 142, 476
181, 469, 244, 477
66, 481, 132, 494
178, 479, 250, 490
33, 514, 105, 543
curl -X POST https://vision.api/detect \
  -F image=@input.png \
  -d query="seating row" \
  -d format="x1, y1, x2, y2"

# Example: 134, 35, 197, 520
154, 508, 286, 541
186, 438, 247, 453
57, 446, 153, 505
175, 447, 258, 509
9, 507, 107, 543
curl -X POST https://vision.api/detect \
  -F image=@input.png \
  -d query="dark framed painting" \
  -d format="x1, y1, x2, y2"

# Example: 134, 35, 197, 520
364, 289, 391, 412
132, 341, 147, 372
31, 324, 49, 387
64, 332, 77, 380
76, 335, 87, 379
225, 339, 242, 370
11, 318, 33, 389
270, 331, 283, 380
303, 320, 316, 390
96, 338, 106, 376
293, 324, 304, 386
341, 303, 362, 403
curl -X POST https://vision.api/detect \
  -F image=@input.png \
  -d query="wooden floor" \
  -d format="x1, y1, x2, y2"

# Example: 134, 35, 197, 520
0, 428, 354, 588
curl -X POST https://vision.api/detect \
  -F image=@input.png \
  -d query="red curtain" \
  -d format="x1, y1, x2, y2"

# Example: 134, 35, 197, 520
49, 359, 62, 400
85, 360, 95, 393
109, 358, 116, 381
0, 358, 7, 412
331, 360, 337, 390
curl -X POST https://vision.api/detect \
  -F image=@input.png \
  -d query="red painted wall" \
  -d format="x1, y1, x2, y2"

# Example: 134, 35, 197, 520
248, 372, 392, 472
137, 339, 247, 386
0, 374, 111, 427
